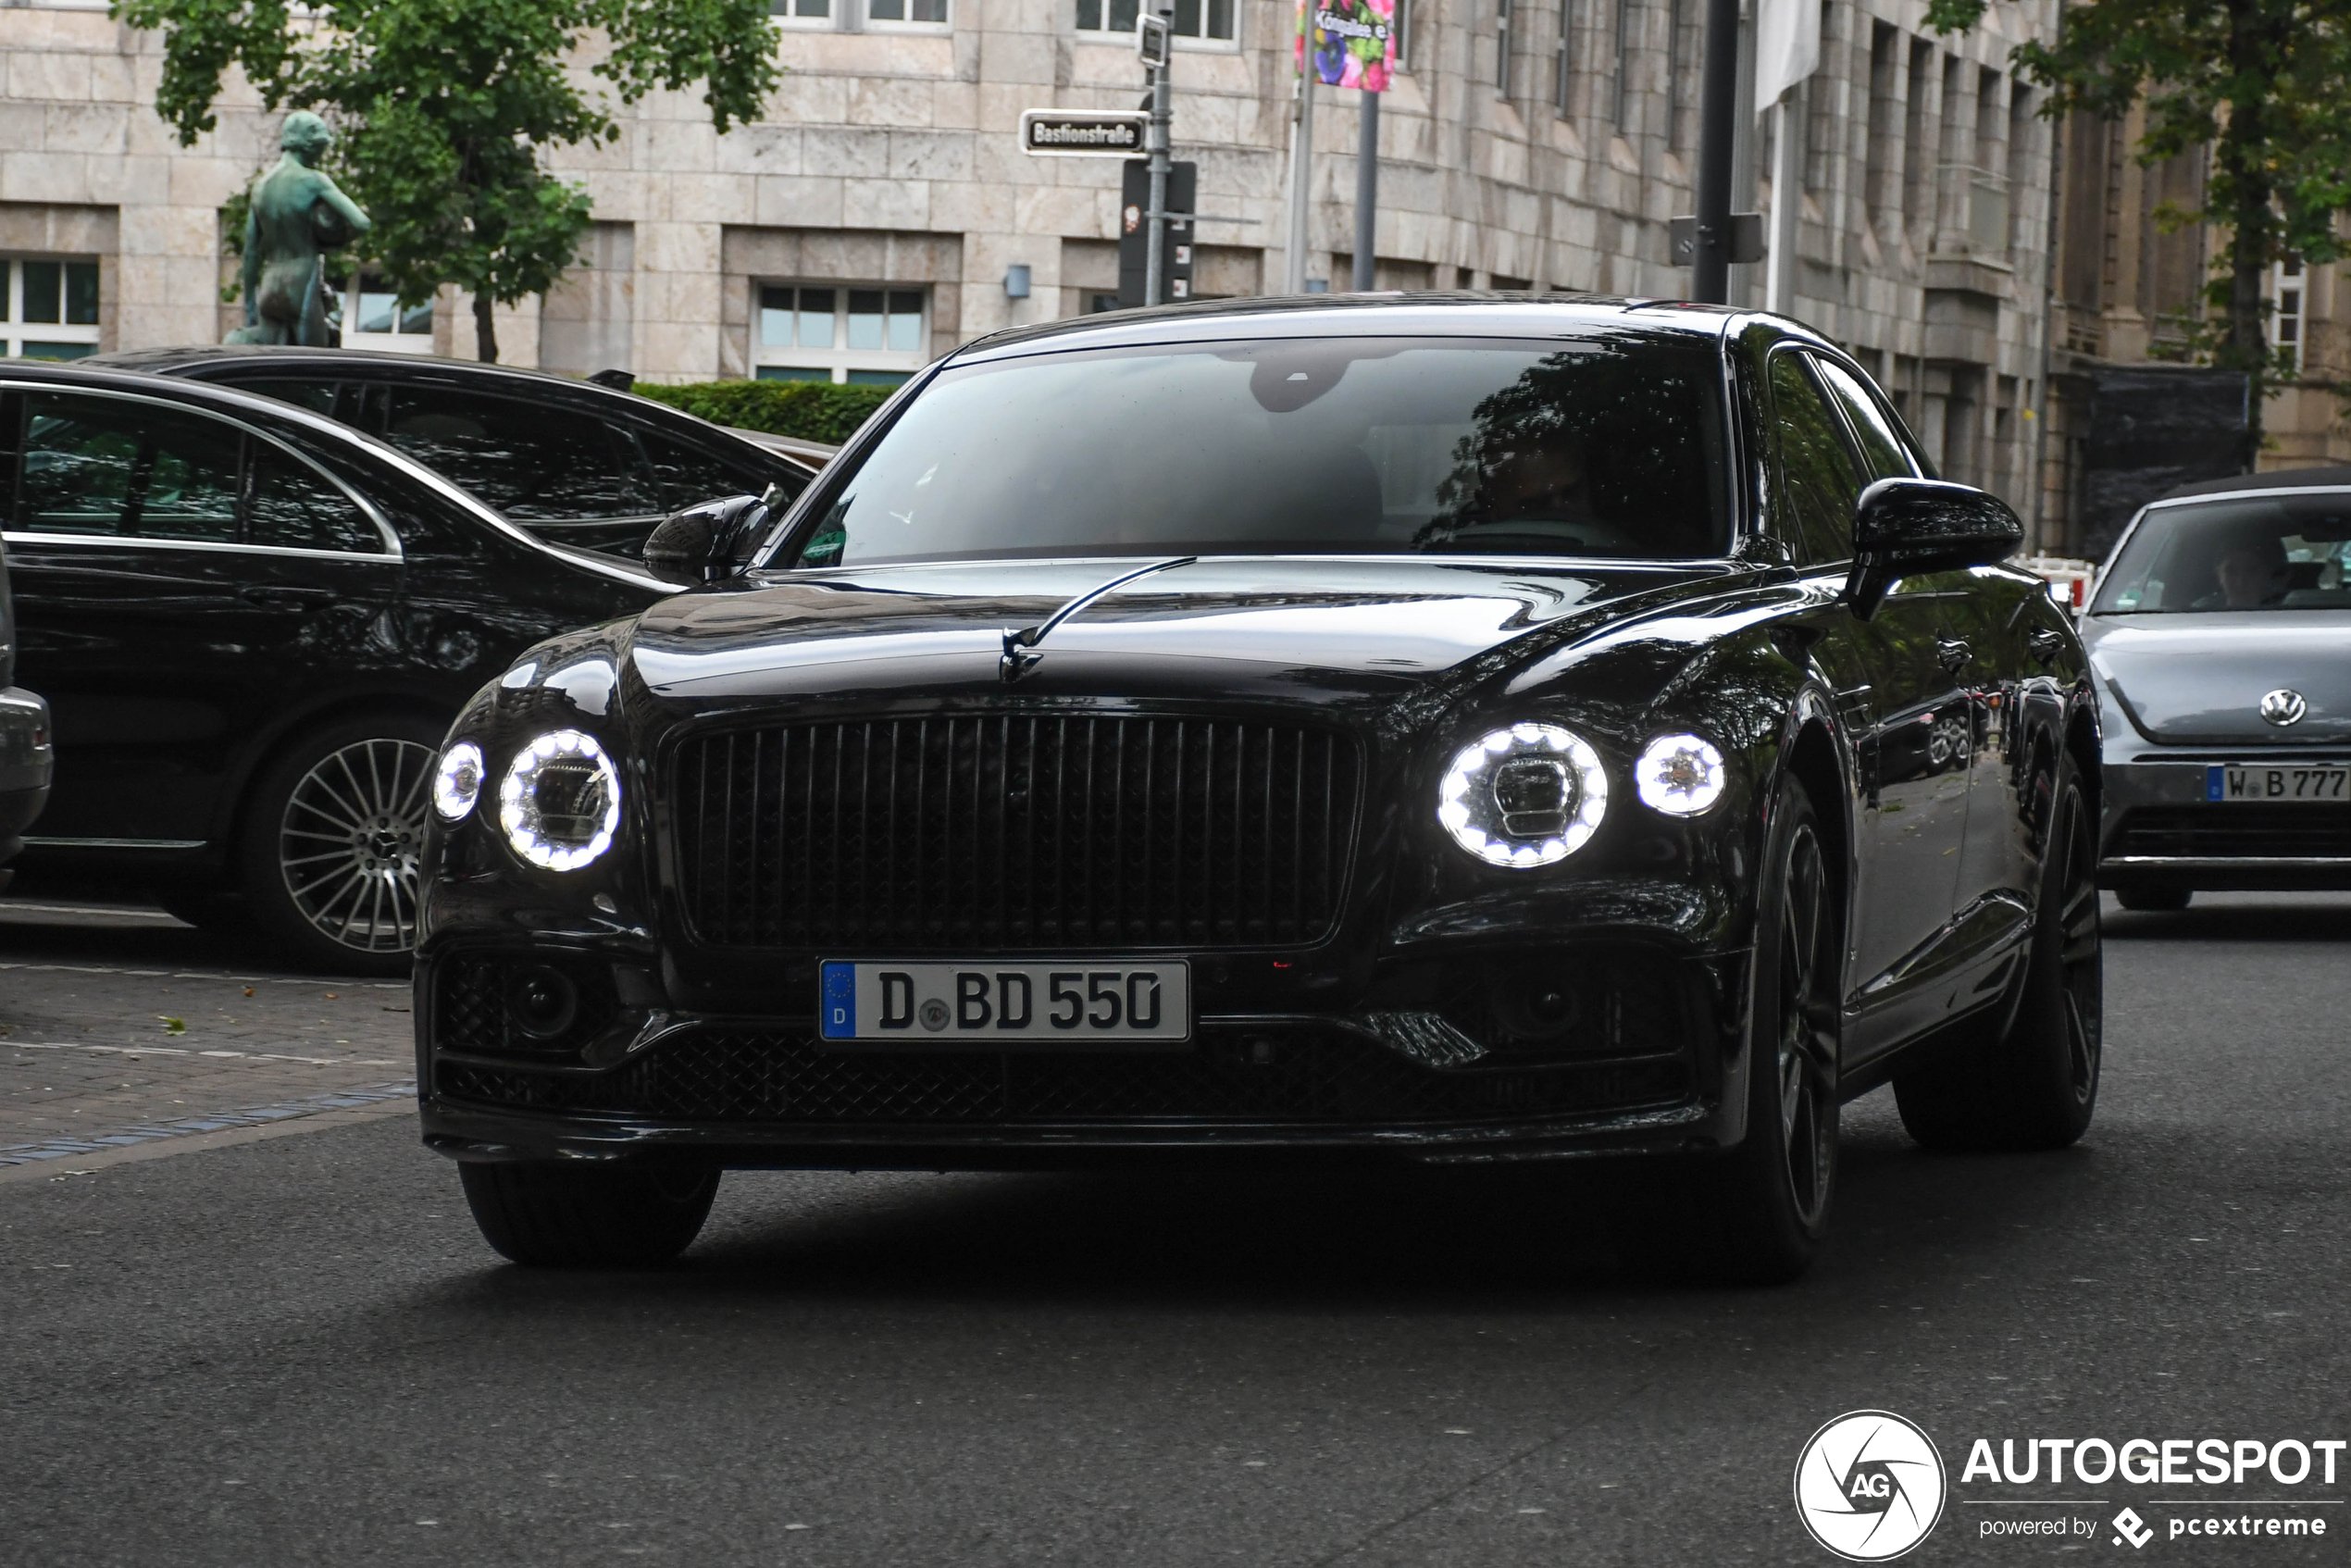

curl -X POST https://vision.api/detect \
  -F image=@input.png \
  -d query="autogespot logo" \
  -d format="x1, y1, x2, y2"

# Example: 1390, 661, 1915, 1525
1795, 1411, 1949, 1562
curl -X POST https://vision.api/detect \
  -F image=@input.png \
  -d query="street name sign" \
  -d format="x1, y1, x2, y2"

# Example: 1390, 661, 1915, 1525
1020, 110, 1150, 157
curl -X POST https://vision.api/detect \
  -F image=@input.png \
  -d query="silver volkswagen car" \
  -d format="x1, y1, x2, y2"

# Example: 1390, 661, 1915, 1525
2088, 467, 2351, 908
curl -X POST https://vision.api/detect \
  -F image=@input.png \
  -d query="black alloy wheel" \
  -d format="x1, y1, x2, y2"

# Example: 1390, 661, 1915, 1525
1621, 774, 1840, 1286
459, 1162, 722, 1268
1895, 750, 2103, 1151
238, 713, 447, 976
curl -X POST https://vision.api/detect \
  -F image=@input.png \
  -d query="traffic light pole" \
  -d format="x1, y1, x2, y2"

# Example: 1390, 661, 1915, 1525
1143, 56, 1173, 306
1690, 0, 1742, 303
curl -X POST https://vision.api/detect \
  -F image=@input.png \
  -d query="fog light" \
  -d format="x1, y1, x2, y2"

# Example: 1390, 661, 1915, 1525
1635, 733, 1727, 816
504, 964, 580, 1041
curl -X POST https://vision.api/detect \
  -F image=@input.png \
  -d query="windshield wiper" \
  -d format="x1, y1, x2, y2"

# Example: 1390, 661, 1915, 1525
1001, 555, 1200, 682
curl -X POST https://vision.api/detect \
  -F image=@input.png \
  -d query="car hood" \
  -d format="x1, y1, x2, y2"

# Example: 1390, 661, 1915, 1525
2085, 612, 2351, 744
627, 556, 1730, 707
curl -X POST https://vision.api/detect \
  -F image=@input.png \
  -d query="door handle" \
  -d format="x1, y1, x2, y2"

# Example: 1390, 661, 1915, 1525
239, 584, 336, 608
1934, 637, 1973, 676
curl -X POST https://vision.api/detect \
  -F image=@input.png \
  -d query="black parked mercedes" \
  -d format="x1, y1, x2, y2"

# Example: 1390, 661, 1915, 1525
418, 297, 2102, 1282
85, 347, 816, 558
0, 362, 681, 970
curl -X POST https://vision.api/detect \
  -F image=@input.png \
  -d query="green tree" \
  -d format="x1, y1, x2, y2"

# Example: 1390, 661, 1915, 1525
116, 0, 783, 363
1929, 0, 2351, 448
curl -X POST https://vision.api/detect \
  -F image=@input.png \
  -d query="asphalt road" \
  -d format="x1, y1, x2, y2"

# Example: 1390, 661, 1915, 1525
3, 894, 2346, 1567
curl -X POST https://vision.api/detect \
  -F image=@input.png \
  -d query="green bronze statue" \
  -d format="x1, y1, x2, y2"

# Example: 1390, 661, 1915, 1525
228, 111, 371, 347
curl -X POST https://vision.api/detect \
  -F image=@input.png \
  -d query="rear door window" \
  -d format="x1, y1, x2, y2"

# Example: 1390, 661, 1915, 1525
247, 443, 384, 554
382, 390, 654, 519
18, 393, 242, 541
229, 379, 339, 417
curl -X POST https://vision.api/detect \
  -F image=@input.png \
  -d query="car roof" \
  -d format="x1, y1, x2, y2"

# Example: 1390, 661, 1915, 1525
946, 292, 1745, 366
2155, 465, 2351, 503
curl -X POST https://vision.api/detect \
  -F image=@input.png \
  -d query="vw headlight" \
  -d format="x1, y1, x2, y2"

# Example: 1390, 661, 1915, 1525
432, 740, 485, 822
499, 729, 621, 871
1437, 722, 1608, 867
1635, 733, 1728, 816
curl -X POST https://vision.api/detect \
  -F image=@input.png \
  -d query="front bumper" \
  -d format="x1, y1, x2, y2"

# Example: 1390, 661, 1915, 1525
2098, 745, 2351, 891
414, 940, 1748, 1170
0, 686, 54, 865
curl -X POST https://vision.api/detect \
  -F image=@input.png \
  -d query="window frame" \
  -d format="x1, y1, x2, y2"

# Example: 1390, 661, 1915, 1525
753, 282, 930, 386
0, 381, 402, 560
1, 257, 103, 362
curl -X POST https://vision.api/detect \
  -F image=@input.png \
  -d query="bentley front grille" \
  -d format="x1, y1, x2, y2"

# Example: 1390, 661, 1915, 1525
671, 715, 1361, 952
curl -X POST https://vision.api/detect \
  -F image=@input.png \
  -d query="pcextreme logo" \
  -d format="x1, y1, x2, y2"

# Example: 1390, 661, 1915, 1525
1794, 1410, 1950, 1562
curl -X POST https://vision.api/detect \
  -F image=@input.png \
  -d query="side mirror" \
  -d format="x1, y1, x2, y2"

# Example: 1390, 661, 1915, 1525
642, 486, 782, 583
1843, 477, 2022, 621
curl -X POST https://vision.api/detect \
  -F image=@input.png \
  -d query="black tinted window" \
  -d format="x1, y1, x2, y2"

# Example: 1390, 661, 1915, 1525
1770, 353, 1864, 564
248, 444, 380, 553
232, 379, 338, 417
382, 391, 652, 520
634, 429, 776, 510
19, 393, 241, 541
795, 336, 1730, 566
1813, 359, 1915, 481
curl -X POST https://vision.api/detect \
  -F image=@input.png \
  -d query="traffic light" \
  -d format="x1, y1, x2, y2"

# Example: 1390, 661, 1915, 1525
1116, 159, 1196, 307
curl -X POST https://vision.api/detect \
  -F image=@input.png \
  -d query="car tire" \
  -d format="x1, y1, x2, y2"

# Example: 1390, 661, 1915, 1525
1894, 751, 2103, 1151
2115, 886, 2191, 912
237, 713, 445, 977
458, 1162, 720, 1268
1620, 775, 1840, 1286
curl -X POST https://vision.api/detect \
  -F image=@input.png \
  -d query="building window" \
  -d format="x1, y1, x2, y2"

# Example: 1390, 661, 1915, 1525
3, 258, 101, 359
1553, 0, 1573, 112
757, 284, 927, 386
869, 0, 948, 21
1076, 0, 1233, 41
1611, 0, 1635, 132
344, 275, 434, 354
2272, 258, 2305, 372
1496, 0, 1514, 95
770, 0, 831, 21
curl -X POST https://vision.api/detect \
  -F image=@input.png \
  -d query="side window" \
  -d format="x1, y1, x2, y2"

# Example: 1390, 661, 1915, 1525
229, 379, 339, 418
1768, 353, 1865, 566
381, 391, 654, 520
1813, 360, 1917, 482
18, 393, 241, 542
248, 443, 382, 554
632, 428, 787, 510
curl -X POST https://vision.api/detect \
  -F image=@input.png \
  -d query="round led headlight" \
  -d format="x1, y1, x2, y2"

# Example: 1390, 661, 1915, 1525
1437, 722, 1608, 867
1635, 733, 1728, 816
432, 740, 486, 822
498, 729, 621, 871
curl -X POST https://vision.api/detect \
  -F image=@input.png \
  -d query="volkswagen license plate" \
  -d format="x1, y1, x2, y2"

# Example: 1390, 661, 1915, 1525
2207, 765, 2351, 803
819, 961, 1192, 1044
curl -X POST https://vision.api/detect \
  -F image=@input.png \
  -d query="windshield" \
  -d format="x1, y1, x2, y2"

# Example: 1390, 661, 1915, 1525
2096, 492, 2351, 614
784, 334, 1731, 566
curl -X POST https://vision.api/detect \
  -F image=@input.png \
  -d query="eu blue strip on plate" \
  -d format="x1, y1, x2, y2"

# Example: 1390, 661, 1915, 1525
820, 961, 855, 1039
2207, 765, 2224, 802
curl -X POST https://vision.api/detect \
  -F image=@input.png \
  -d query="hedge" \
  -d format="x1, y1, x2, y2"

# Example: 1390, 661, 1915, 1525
633, 379, 893, 445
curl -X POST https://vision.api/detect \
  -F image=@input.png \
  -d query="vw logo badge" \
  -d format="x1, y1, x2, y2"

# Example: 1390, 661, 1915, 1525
2260, 688, 2308, 727
1793, 1410, 1947, 1561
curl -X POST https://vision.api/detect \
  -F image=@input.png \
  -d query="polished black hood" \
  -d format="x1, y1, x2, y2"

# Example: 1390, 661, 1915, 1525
626, 556, 1731, 708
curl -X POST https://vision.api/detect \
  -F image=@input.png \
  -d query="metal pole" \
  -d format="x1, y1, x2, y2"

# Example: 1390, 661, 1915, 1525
1690, 0, 1741, 302
1764, 95, 1801, 313
1352, 91, 1378, 291
1144, 57, 1172, 306
1284, 69, 1316, 292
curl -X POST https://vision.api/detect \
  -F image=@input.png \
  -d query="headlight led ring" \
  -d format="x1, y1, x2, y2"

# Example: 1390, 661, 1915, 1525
1437, 722, 1608, 867
433, 740, 485, 822
1636, 733, 1729, 817
499, 729, 622, 871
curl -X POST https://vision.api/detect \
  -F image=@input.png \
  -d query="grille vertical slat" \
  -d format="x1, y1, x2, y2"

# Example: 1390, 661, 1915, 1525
673, 714, 1360, 952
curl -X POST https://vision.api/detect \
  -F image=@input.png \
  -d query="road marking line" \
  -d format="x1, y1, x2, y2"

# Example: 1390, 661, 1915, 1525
0, 1081, 417, 1178
4, 1040, 402, 1066
0, 959, 403, 989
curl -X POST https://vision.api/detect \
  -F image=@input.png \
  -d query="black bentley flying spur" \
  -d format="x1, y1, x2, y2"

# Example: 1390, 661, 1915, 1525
419, 297, 2103, 1282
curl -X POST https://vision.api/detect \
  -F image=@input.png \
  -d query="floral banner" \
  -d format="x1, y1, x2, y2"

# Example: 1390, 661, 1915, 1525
1295, 0, 1395, 91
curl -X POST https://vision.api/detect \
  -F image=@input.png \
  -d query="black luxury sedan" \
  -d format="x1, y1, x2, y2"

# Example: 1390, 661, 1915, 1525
418, 296, 2102, 1283
84, 347, 817, 558
0, 360, 683, 970
2084, 466, 2351, 909
0, 535, 54, 877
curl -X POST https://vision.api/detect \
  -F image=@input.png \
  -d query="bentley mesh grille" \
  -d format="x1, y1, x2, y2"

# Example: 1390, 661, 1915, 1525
2113, 803, 2351, 860
671, 715, 1361, 951
433, 1031, 1688, 1126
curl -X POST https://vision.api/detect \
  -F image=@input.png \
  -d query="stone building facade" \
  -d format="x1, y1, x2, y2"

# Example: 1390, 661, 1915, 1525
0, 0, 2057, 510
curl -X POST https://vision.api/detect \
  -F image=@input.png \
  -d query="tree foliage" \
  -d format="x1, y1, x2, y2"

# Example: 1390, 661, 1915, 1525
114, 0, 783, 362
1931, 0, 2351, 442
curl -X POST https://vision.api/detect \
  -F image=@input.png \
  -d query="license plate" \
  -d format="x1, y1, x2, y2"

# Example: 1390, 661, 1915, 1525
818, 961, 1192, 1044
2207, 765, 2351, 803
